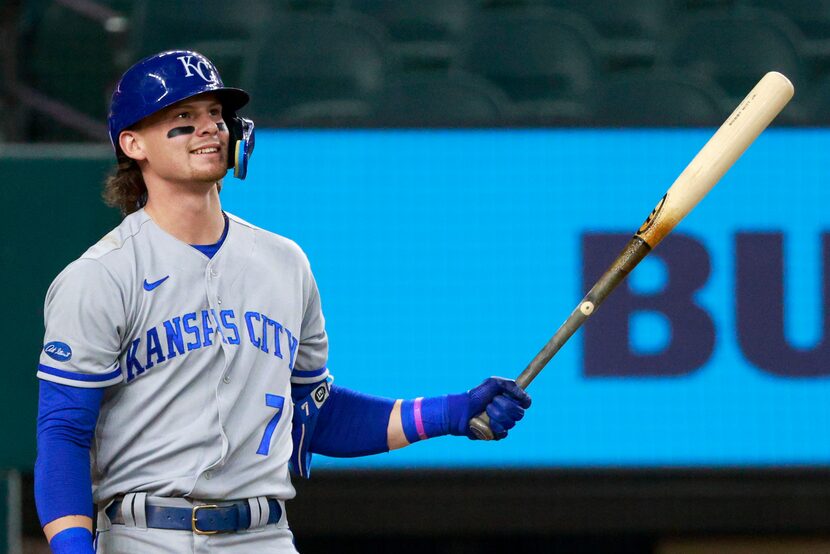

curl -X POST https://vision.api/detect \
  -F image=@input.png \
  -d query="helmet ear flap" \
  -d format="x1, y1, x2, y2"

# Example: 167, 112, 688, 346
227, 115, 255, 180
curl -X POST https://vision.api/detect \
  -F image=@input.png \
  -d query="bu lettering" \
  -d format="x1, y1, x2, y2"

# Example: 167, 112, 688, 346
582, 232, 830, 378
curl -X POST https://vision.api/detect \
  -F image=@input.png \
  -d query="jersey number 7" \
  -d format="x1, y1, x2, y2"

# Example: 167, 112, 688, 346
256, 394, 286, 456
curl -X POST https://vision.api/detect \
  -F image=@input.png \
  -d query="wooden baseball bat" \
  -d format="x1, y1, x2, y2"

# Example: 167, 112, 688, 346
469, 71, 794, 440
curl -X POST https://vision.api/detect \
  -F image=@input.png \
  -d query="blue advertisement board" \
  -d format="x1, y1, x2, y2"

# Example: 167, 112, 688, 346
222, 129, 830, 469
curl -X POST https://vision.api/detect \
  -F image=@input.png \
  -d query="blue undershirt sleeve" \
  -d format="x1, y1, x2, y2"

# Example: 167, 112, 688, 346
35, 380, 103, 527
308, 385, 395, 457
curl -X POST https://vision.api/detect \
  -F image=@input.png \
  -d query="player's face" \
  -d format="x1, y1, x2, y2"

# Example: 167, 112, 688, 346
130, 94, 230, 185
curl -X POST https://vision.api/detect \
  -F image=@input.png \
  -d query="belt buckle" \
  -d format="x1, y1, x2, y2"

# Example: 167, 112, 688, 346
192, 504, 220, 535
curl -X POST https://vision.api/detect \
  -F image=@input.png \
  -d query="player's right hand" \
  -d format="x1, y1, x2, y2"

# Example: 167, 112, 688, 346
447, 377, 532, 440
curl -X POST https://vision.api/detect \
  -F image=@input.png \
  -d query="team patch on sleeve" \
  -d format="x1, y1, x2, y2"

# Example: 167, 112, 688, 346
43, 341, 72, 362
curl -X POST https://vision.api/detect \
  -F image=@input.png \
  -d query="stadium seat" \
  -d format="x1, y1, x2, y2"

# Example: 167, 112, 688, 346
684, 0, 739, 9
743, 0, 830, 75
272, 0, 343, 11
276, 100, 373, 126
0, 99, 5, 143
245, 13, 390, 125
131, 0, 271, 51
24, 2, 123, 119
370, 73, 510, 125
348, 0, 476, 70
742, 0, 830, 42
800, 74, 830, 125
547, 0, 680, 71
479, 0, 547, 7
455, 8, 602, 106
129, 0, 272, 85
17, 1, 127, 141
591, 69, 728, 126
666, 8, 806, 103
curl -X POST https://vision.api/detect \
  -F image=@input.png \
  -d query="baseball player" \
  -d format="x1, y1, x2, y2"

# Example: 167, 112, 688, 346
35, 50, 531, 554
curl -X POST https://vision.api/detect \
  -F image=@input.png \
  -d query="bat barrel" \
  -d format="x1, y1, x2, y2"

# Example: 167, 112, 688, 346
636, 71, 794, 249
467, 71, 794, 442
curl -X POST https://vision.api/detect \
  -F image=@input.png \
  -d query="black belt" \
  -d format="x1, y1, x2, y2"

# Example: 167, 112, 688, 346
106, 497, 282, 535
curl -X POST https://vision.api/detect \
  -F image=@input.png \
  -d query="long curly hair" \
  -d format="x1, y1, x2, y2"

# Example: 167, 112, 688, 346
103, 159, 224, 217
103, 160, 147, 216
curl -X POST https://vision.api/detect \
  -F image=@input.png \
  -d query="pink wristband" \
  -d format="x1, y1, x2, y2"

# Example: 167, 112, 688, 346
413, 397, 428, 441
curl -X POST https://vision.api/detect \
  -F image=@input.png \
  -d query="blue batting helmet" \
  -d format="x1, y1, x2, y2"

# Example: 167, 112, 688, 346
108, 50, 255, 178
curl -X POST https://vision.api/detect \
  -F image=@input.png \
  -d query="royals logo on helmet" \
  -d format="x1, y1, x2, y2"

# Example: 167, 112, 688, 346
177, 55, 218, 83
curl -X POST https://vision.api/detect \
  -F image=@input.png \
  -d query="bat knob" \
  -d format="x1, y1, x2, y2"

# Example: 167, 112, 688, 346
468, 415, 495, 441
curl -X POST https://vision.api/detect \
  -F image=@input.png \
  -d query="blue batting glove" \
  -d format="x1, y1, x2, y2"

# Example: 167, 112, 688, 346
447, 377, 532, 440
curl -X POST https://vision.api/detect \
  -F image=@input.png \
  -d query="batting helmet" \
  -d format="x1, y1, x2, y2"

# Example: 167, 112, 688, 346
108, 50, 256, 179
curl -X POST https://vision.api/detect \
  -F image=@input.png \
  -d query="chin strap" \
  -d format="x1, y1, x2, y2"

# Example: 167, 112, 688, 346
227, 115, 255, 179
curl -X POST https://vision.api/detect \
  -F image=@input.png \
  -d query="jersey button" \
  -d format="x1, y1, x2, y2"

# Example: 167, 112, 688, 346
204, 471, 212, 480
223, 375, 231, 384
217, 297, 223, 305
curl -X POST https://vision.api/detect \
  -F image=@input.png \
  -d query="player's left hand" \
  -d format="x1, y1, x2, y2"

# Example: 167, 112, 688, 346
447, 377, 531, 440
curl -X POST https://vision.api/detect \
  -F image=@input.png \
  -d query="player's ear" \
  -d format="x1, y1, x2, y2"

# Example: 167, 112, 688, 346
119, 130, 147, 162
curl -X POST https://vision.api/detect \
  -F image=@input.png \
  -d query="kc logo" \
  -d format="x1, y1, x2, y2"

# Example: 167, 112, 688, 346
177, 55, 218, 83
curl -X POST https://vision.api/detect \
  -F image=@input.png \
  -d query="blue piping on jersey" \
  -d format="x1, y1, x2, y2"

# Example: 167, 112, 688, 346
291, 365, 328, 381
38, 363, 121, 383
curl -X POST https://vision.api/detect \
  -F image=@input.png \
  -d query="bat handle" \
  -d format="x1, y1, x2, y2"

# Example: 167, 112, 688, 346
466, 237, 652, 442
468, 413, 495, 440
468, 378, 532, 440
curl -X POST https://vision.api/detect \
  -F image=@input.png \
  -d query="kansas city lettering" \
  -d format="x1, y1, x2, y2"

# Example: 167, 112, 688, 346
125, 309, 299, 382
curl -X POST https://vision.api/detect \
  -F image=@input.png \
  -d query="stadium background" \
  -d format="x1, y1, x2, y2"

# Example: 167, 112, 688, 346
2, 0, 830, 552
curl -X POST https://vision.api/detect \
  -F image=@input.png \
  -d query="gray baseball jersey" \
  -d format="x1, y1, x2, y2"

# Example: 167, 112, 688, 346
37, 209, 329, 506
